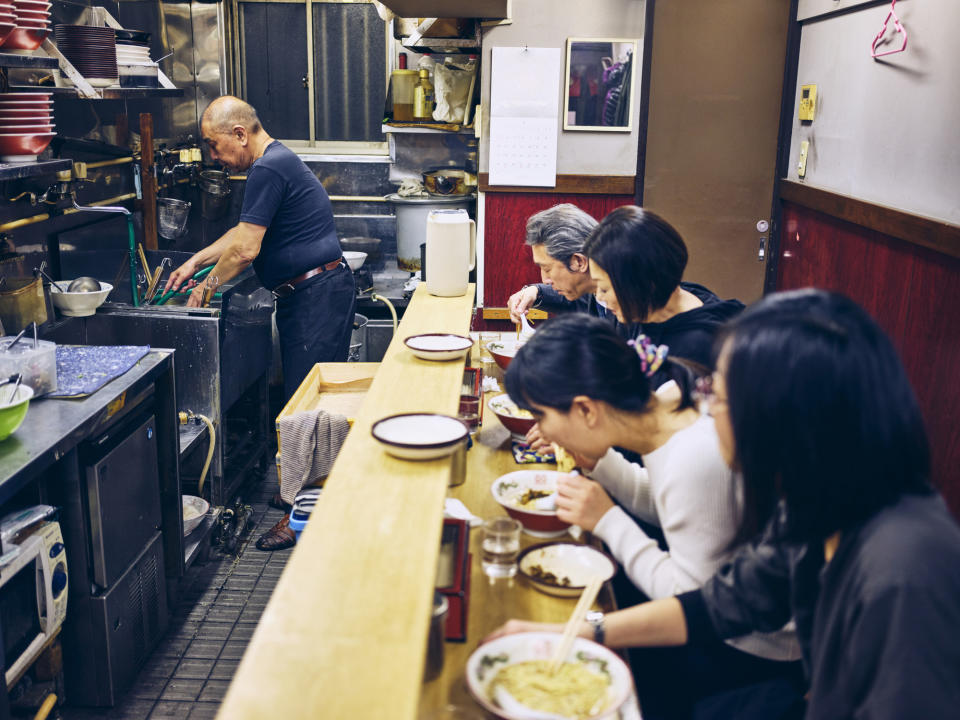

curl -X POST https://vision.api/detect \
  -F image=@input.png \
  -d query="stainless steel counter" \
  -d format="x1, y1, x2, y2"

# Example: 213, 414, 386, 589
0, 350, 175, 507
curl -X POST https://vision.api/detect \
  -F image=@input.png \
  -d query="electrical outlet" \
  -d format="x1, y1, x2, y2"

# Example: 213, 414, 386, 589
797, 140, 810, 178
799, 84, 817, 122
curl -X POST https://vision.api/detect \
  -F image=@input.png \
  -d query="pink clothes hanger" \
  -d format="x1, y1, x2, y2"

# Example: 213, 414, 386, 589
871, 0, 908, 59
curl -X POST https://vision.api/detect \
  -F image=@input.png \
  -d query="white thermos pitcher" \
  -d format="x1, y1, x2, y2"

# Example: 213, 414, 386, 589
425, 209, 476, 297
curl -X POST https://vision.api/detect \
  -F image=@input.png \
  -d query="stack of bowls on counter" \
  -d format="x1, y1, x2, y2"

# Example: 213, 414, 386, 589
0, 91, 54, 162
115, 28, 158, 88
53, 24, 118, 88
0, 0, 51, 50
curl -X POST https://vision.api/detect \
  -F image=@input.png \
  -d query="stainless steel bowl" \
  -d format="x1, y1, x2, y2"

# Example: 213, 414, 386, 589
67, 276, 102, 293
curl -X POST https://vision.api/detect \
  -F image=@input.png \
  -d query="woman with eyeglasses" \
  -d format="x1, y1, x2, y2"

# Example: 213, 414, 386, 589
493, 290, 960, 719
504, 314, 804, 719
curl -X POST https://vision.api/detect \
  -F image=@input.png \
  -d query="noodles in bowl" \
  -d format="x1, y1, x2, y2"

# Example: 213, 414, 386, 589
465, 631, 632, 720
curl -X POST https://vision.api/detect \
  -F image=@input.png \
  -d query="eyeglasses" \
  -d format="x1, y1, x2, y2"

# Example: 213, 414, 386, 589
694, 374, 728, 417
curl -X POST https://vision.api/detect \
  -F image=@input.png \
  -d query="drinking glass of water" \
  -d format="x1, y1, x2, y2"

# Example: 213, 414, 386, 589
481, 517, 521, 578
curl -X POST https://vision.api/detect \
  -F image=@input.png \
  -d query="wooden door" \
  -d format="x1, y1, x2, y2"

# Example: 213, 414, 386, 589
641, 0, 791, 303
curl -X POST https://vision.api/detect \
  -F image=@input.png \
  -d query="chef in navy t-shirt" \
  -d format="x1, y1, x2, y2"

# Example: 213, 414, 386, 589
166, 96, 355, 402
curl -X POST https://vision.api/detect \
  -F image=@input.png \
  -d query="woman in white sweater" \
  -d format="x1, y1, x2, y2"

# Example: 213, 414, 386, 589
504, 314, 802, 720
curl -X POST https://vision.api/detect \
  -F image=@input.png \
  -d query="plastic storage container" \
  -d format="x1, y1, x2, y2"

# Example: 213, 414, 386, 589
118, 61, 159, 88
0, 337, 57, 395
390, 69, 418, 121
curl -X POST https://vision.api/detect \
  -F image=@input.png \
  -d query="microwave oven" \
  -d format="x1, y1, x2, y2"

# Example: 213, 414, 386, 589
0, 521, 68, 688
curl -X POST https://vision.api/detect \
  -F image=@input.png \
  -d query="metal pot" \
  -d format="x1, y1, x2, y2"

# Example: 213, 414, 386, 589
422, 169, 472, 196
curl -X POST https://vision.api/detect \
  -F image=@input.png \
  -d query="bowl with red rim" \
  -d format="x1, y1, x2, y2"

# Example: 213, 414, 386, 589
485, 338, 524, 370
13, 0, 51, 9
0, 115, 53, 124
487, 393, 536, 438
1, 25, 49, 50
0, 131, 55, 160
491, 469, 570, 537
0, 124, 54, 134
0, 24, 14, 45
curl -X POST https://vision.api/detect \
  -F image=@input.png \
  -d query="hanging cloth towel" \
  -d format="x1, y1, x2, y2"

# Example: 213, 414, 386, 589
278, 409, 351, 506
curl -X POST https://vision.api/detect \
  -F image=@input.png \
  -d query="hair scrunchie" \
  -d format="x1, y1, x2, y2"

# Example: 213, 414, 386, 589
628, 334, 669, 377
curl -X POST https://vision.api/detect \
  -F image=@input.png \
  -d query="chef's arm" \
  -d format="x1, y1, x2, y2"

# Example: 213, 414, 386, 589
185, 222, 266, 307
165, 224, 247, 292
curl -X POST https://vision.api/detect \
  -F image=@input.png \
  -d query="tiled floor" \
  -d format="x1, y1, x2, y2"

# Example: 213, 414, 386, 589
63, 466, 291, 719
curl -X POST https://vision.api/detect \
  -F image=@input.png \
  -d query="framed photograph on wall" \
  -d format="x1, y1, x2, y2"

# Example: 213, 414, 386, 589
563, 37, 638, 132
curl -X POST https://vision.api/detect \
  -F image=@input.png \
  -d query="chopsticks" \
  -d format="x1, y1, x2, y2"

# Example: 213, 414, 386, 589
548, 574, 604, 674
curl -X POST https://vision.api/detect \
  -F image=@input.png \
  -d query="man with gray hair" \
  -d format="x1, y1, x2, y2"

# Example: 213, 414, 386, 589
507, 203, 607, 323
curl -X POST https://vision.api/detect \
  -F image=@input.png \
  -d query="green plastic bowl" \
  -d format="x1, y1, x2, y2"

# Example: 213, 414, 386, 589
0, 384, 34, 441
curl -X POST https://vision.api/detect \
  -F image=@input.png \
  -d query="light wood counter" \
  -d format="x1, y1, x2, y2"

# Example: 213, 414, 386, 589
218, 284, 475, 720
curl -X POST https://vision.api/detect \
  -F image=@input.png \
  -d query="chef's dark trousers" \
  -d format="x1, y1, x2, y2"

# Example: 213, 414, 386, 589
275, 263, 356, 401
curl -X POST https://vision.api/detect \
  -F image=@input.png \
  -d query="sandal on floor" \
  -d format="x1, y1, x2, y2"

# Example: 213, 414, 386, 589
256, 514, 296, 551
268, 492, 291, 511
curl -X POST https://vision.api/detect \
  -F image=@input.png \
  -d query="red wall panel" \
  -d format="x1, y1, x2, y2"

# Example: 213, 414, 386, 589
778, 201, 960, 516
482, 193, 634, 310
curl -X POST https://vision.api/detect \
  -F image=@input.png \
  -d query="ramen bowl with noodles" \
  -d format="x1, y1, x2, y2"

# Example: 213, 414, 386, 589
465, 631, 632, 720
488, 393, 537, 437
486, 338, 524, 370
491, 470, 570, 537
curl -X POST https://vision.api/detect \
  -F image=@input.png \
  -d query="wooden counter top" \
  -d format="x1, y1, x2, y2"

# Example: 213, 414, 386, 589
218, 285, 475, 720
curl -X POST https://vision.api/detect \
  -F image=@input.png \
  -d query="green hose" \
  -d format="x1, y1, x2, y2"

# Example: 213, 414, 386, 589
153, 265, 216, 306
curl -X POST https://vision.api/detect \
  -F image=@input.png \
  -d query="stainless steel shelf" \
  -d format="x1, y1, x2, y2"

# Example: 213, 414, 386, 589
0, 158, 72, 181
381, 123, 474, 134
0, 52, 58, 69
6, 85, 185, 99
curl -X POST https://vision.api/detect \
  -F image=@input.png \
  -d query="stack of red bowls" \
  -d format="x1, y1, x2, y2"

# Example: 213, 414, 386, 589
1, 0, 51, 50
53, 24, 118, 87
0, 4, 16, 46
0, 92, 55, 162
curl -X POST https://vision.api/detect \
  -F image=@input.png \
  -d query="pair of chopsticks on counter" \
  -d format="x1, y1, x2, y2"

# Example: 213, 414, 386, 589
548, 574, 605, 673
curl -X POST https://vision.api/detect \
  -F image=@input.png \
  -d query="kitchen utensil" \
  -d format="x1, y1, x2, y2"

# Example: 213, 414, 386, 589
425, 209, 475, 297
182, 494, 210, 536
386, 193, 473, 272
548, 575, 605, 673
488, 393, 536, 438
4, 325, 26, 351
371, 412, 469, 460
486, 338, 523, 370
0, 381, 32, 441
0, 335, 56, 394
67, 276, 101, 292
491, 470, 571, 537
0, 373, 19, 387
403, 333, 473, 362
422, 169, 471, 196
157, 197, 191, 239
50, 281, 112, 317
0, 277, 46, 332
464, 632, 633, 720
342, 251, 367, 271
518, 542, 616, 598
339, 236, 381, 269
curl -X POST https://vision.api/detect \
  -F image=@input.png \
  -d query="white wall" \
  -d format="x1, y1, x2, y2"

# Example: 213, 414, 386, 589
788, 0, 960, 223
479, 0, 646, 177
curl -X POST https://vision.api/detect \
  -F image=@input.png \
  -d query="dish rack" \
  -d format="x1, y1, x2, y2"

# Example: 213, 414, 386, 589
33, 7, 177, 99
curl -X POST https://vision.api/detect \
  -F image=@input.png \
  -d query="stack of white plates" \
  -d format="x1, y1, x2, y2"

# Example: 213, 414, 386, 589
116, 44, 151, 64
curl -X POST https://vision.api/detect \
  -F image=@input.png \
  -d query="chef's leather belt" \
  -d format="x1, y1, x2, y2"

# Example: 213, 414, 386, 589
272, 257, 344, 298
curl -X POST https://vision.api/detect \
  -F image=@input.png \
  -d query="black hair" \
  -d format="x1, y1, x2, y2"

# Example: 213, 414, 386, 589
720, 289, 932, 544
505, 314, 701, 418
583, 206, 688, 322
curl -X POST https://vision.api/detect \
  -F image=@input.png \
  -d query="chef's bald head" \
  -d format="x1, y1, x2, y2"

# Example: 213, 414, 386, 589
202, 96, 262, 135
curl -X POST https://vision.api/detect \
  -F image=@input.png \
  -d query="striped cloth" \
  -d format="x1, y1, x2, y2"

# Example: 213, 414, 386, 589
278, 409, 350, 505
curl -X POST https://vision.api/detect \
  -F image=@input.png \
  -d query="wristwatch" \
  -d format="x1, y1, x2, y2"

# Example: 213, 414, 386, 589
585, 610, 605, 645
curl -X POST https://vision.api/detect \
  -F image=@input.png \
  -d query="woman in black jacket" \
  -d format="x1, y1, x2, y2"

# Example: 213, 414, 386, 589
490, 289, 960, 720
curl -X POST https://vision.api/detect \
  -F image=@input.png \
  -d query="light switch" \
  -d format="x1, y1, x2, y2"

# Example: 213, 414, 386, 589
799, 84, 817, 122
797, 140, 809, 178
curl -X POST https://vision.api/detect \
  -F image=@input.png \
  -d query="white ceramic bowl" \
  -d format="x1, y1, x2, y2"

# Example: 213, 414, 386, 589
182, 494, 210, 536
491, 470, 570, 538
50, 281, 112, 317
371, 412, 468, 460
343, 250, 367, 271
465, 631, 633, 720
404, 333, 473, 362
518, 541, 617, 598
